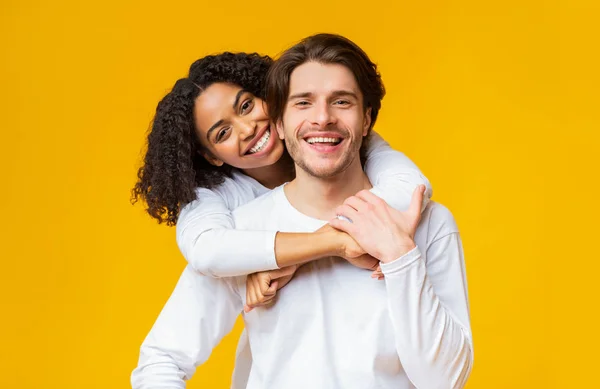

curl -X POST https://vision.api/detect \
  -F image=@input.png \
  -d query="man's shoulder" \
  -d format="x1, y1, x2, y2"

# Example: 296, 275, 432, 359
419, 201, 460, 243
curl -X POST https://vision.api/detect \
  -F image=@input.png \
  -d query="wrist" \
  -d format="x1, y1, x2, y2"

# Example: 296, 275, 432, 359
306, 227, 343, 259
316, 226, 346, 257
322, 228, 346, 257
379, 240, 416, 264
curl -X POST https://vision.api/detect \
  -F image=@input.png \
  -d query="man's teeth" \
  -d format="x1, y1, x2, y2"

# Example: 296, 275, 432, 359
306, 137, 341, 144
248, 129, 270, 154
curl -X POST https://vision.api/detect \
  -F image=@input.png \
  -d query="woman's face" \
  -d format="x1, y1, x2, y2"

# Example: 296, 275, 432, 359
193, 82, 284, 170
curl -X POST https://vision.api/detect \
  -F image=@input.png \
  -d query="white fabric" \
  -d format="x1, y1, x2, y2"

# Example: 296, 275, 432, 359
131, 186, 472, 389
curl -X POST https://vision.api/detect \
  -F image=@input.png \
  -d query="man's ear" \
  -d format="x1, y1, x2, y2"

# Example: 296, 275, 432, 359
200, 149, 224, 167
363, 107, 372, 136
276, 120, 285, 140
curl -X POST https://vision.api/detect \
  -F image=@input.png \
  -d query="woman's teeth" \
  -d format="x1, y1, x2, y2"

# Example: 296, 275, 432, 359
306, 137, 341, 145
248, 129, 270, 154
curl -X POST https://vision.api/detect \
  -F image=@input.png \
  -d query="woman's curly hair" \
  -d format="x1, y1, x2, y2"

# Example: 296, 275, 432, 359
131, 52, 273, 226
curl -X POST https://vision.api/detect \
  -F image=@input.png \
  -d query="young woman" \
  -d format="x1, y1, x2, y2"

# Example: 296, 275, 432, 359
132, 52, 432, 303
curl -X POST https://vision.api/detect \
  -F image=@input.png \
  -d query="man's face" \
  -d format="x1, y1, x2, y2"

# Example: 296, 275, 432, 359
277, 62, 371, 178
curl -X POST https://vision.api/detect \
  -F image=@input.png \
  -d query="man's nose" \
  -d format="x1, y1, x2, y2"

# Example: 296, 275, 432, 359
311, 101, 336, 128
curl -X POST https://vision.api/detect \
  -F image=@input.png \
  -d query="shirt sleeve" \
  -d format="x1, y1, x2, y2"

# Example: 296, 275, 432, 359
176, 187, 278, 277
365, 131, 433, 212
131, 267, 243, 389
380, 233, 473, 389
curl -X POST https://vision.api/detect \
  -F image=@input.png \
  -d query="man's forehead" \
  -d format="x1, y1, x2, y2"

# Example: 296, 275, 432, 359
288, 61, 360, 95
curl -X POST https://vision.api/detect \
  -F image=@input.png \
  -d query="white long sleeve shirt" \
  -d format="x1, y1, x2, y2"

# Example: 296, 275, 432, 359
132, 187, 473, 389
175, 132, 432, 277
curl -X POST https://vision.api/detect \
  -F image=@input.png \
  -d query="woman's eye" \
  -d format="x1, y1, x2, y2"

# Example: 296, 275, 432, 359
241, 99, 254, 114
296, 101, 310, 106
217, 127, 230, 142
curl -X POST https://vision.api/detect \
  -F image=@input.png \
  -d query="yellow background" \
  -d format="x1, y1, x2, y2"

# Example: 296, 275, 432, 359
1, 0, 598, 388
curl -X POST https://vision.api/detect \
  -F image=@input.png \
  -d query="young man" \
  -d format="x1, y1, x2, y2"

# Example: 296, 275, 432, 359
132, 34, 472, 389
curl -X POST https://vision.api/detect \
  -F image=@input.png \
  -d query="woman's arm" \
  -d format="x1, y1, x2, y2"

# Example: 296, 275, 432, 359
176, 185, 359, 277
176, 186, 278, 277
131, 267, 243, 388
365, 131, 433, 212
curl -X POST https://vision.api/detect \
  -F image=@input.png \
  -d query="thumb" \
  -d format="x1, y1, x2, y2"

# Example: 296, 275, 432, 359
407, 185, 425, 222
267, 280, 278, 294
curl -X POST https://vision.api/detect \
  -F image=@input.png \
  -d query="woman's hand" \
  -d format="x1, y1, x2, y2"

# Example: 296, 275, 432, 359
244, 265, 298, 312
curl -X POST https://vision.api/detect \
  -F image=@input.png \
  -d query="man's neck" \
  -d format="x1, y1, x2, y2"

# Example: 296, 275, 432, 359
284, 158, 372, 221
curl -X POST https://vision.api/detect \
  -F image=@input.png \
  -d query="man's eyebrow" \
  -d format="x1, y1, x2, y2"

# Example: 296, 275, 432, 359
206, 119, 224, 142
330, 90, 359, 99
288, 92, 313, 100
288, 90, 359, 100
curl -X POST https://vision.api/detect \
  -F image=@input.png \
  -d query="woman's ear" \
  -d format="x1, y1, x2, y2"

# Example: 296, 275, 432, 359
200, 149, 224, 167
276, 120, 285, 140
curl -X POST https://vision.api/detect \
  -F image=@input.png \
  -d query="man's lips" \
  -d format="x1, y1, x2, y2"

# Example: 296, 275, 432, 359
301, 131, 345, 141
243, 125, 270, 155
302, 137, 346, 154
302, 131, 346, 150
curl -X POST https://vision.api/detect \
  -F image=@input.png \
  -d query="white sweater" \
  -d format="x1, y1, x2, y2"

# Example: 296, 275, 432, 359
132, 187, 473, 389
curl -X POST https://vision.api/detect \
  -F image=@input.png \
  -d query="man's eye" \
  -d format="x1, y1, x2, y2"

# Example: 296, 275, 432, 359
334, 100, 350, 105
296, 101, 310, 106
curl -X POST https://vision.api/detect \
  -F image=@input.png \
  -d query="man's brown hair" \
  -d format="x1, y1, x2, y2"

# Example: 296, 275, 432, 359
266, 33, 385, 129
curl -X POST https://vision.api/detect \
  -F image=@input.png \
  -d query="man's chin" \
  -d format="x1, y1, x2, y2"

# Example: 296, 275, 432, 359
298, 162, 348, 179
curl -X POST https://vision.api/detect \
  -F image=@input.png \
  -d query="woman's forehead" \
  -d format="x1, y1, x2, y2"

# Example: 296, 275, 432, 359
194, 83, 245, 129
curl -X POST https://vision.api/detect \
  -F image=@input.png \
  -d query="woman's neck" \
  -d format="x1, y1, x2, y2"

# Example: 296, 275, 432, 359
241, 152, 295, 189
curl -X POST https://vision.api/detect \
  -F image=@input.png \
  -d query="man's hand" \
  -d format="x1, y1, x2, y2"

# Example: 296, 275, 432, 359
330, 185, 426, 264
244, 266, 298, 313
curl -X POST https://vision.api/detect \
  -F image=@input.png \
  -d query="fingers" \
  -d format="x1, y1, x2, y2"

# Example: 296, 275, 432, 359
335, 204, 359, 224
371, 266, 384, 280
245, 273, 282, 313
354, 190, 388, 219
343, 196, 368, 213
245, 276, 259, 312
328, 216, 354, 234
267, 280, 278, 294
245, 275, 267, 311
354, 190, 386, 207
